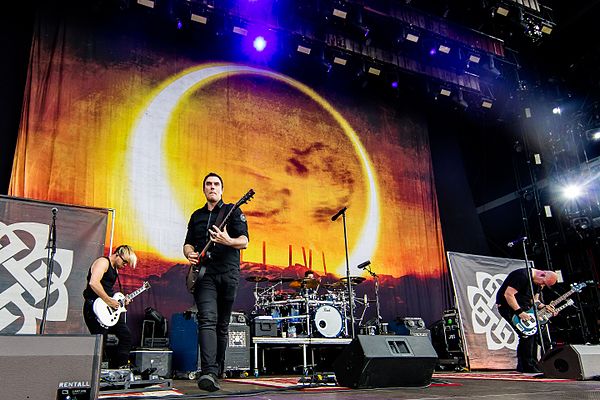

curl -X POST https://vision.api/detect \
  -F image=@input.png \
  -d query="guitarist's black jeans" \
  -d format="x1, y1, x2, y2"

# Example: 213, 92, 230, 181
497, 304, 538, 372
194, 268, 240, 377
83, 299, 133, 368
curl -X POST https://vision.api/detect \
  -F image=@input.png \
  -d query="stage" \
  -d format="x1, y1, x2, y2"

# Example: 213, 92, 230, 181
97, 371, 600, 399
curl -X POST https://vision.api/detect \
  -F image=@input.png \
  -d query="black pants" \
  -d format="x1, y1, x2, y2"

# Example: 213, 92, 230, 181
193, 268, 240, 377
497, 305, 538, 370
83, 299, 133, 368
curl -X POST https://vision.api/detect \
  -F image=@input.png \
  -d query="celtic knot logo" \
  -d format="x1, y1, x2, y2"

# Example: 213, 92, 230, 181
467, 271, 518, 350
0, 221, 74, 333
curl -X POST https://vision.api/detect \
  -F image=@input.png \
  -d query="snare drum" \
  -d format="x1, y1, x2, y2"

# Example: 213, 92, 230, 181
313, 305, 343, 338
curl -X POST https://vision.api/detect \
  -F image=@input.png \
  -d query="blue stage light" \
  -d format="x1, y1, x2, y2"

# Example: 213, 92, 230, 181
253, 36, 267, 52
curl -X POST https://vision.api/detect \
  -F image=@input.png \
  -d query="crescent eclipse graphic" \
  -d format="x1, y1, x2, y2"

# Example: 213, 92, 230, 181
128, 63, 380, 275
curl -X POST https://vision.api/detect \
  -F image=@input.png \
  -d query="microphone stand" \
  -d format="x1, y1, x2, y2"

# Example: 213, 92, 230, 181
521, 240, 545, 354
333, 208, 355, 338
363, 264, 382, 334
39, 208, 57, 335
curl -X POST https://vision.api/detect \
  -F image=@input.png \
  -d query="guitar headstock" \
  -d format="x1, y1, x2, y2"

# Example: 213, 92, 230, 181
571, 282, 586, 292
143, 281, 151, 290
236, 189, 255, 208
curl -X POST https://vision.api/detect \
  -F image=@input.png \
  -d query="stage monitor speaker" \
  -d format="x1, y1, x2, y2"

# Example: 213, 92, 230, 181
333, 335, 438, 388
541, 344, 600, 380
0, 334, 103, 399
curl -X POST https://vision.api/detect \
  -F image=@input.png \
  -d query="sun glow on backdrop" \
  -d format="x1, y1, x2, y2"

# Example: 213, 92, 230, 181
128, 64, 380, 276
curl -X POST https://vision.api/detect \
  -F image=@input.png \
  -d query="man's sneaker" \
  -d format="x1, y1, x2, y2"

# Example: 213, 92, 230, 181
197, 373, 220, 392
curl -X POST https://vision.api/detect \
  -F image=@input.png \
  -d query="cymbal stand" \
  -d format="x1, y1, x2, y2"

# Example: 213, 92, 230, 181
363, 263, 382, 333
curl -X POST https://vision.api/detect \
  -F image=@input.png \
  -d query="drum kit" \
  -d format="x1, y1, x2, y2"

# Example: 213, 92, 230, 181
247, 274, 370, 338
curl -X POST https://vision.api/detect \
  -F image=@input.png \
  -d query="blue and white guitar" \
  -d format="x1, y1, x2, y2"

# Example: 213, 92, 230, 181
93, 281, 151, 328
512, 282, 586, 336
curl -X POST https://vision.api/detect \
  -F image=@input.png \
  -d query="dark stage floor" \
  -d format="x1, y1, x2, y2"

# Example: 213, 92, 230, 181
98, 371, 600, 399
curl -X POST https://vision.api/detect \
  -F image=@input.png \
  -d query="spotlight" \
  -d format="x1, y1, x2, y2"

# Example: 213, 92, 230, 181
406, 32, 419, 43
496, 6, 509, 16
253, 36, 267, 52
333, 56, 347, 65
468, 54, 481, 63
552, 107, 561, 115
367, 66, 381, 76
541, 23, 553, 35
438, 44, 451, 54
297, 45, 311, 55
391, 81, 399, 89
429, 48, 437, 56
137, 0, 154, 8
233, 26, 248, 36
481, 99, 493, 109
440, 88, 451, 97
333, 8, 347, 19
562, 184, 583, 200
191, 13, 208, 24
586, 128, 600, 141
483, 55, 501, 78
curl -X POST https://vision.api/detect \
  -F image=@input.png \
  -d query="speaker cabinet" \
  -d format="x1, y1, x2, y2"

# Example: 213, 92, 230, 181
333, 335, 438, 388
0, 334, 102, 399
541, 344, 600, 380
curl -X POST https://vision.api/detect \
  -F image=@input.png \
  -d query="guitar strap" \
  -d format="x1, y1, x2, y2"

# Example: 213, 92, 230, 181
214, 203, 233, 229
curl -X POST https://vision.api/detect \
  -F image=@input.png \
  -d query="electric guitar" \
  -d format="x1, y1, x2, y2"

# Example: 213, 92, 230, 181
93, 281, 151, 328
186, 189, 255, 293
512, 282, 586, 336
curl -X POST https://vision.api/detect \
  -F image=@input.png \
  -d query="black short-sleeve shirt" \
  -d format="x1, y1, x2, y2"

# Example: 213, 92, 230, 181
184, 200, 249, 274
496, 268, 540, 310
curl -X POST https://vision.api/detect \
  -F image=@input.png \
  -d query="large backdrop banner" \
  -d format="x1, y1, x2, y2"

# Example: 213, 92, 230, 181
9, 4, 449, 335
447, 252, 527, 369
0, 196, 109, 334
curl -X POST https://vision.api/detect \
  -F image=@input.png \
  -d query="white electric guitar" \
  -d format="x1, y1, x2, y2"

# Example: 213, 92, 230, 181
93, 281, 151, 328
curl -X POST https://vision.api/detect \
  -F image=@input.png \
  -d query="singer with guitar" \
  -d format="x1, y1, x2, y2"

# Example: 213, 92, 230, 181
183, 172, 249, 392
82, 245, 138, 369
496, 268, 558, 373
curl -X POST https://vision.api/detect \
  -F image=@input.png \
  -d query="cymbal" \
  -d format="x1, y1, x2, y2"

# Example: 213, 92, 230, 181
269, 276, 295, 283
339, 276, 367, 285
245, 276, 268, 283
289, 278, 319, 289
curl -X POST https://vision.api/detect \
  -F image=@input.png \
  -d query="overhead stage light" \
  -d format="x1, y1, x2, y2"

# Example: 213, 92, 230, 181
191, 13, 208, 24
333, 8, 347, 19
468, 54, 481, 63
481, 99, 493, 109
562, 184, 583, 200
233, 26, 248, 36
333, 56, 347, 65
496, 6, 509, 16
440, 88, 451, 97
438, 44, 451, 54
406, 32, 419, 43
137, 0, 154, 8
586, 128, 600, 141
297, 45, 311, 55
253, 36, 267, 52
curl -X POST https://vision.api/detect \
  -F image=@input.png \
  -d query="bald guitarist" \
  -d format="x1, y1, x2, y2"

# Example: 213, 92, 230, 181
183, 172, 249, 392
496, 268, 557, 373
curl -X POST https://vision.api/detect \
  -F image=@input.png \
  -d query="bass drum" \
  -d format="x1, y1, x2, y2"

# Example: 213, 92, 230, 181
313, 305, 343, 338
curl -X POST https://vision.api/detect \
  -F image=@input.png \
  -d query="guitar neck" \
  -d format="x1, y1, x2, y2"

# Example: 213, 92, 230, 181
199, 205, 239, 254
549, 288, 576, 307
126, 285, 149, 301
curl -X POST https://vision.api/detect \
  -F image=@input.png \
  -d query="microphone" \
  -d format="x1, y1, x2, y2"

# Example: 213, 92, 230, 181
357, 260, 371, 269
507, 236, 527, 248
51, 207, 58, 215
331, 206, 347, 221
